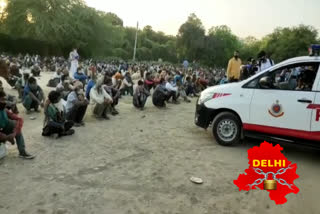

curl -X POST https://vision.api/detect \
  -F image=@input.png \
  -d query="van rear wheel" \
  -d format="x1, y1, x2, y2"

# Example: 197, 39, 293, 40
212, 112, 241, 146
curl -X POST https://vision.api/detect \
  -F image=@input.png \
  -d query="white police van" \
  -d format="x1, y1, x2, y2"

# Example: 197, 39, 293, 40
195, 45, 320, 146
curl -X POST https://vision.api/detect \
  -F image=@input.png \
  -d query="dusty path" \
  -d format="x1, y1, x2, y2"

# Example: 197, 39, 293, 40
0, 73, 320, 214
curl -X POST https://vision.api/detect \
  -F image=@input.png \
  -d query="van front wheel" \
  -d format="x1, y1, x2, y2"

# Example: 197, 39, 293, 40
212, 112, 241, 146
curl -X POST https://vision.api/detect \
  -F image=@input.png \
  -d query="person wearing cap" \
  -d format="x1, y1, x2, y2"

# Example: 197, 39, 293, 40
226, 50, 242, 82
90, 77, 113, 120
42, 91, 75, 137
22, 77, 44, 114
65, 81, 88, 127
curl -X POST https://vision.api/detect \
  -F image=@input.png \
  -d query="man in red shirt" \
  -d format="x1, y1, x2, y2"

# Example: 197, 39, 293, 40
0, 91, 35, 159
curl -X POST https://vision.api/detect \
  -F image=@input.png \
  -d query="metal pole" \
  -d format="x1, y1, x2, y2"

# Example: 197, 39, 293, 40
133, 21, 138, 61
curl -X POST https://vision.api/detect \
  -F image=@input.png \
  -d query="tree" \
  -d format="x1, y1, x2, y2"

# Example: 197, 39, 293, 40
177, 13, 205, 61
203, 25, 240, 67
261, 25, 318, 62
239, 36, 261, 63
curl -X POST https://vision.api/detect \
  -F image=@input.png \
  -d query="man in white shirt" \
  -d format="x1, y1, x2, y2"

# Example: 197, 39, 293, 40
165, 77, 179, 104
69, 48, 79, 78
90, 77, 113, 120
257, 51, 274, 73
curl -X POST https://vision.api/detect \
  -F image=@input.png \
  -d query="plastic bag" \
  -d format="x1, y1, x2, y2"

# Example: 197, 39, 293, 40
0, 143, 7, 159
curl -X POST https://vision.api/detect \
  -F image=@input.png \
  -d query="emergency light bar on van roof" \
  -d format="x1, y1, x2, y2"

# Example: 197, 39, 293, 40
309, 44, 320, 56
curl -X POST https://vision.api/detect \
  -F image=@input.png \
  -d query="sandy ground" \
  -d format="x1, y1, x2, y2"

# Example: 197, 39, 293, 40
1, 72, 320, 214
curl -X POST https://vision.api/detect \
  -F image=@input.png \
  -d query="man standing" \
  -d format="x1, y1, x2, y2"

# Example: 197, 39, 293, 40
257, 51, 274, 73
226, 51, 242, 83
69, 48, 79, 79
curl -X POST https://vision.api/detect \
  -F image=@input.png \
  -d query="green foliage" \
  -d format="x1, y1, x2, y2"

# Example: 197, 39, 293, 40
203, 25, 240, 67
177, 13, 205, 61
261, 25, 318, 62
0, 2, 319, 68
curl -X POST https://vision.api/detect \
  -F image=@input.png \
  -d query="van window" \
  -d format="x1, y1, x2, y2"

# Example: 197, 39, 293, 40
243, 62, 319, 91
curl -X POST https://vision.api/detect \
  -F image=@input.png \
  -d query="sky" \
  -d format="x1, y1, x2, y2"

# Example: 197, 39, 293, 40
85, 0, 320, 38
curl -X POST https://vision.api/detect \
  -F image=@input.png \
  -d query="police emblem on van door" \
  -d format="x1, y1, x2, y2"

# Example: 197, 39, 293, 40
268, 100, 284, 118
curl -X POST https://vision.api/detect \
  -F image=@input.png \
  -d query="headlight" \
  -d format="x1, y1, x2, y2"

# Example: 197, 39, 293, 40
198, 92, 213, 104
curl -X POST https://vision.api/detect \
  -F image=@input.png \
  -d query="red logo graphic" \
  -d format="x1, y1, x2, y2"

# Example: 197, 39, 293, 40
233, 142, 299, 204
268, 100, 284, 118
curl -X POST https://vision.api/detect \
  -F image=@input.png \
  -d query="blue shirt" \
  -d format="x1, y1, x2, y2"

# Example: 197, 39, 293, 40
74, 72, 88, 81
23, 84, 40, 99
66, 91, 78, 113
85, 80, 96, 100
174, 75, 183, 85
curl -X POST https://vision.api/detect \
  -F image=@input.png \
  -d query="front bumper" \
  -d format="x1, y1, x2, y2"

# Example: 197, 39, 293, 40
195, 100, 216, 129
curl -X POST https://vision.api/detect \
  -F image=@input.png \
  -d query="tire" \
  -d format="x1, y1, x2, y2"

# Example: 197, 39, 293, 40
212, 112, 241, 146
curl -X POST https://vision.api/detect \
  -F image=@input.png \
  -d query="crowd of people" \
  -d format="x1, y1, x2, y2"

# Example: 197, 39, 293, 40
2, 47, 298, 160
0, 49, 228, 160
226, 50, 275, 83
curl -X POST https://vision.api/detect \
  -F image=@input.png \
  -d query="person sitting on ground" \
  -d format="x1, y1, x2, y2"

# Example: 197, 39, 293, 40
219, 75, 228, 85
85, 70, 97, 100
165, 76, 179, 104
176, 79, 191, 103
42, 91, 75, 137
153, 72, 161, 87
131, 71, 141, 82
103, 77, 120, 115
112, 71, 123, 90
133, 80, 150, 110
152, 78, 169, 108
0, 91, 35, 159
56, 74, 74, 100
15, 72, 30, 100
65, 81, 88, 127
144, 72, 154, 92
120, 72, 133, 96
87, 63, 97, 80
23, 77, 44, 114
73, 67, 88, 87
47, 68, 62, 88
90, 77, 113, 120
184, 76, 197, 97
197, 73, 209, 90
31, 63, 41, 77
0, 80, 19, 114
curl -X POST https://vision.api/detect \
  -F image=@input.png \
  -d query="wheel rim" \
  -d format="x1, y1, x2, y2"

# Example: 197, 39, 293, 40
217, 119, 237, 142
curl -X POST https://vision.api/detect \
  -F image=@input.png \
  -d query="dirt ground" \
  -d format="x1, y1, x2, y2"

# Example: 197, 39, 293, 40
1, 72, 320, 214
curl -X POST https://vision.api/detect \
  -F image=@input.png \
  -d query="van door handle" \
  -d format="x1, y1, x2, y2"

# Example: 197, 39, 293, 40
297, 99, 312, 103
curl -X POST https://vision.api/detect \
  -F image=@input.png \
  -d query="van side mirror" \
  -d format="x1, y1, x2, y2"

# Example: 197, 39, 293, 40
259, 76, 273, 89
